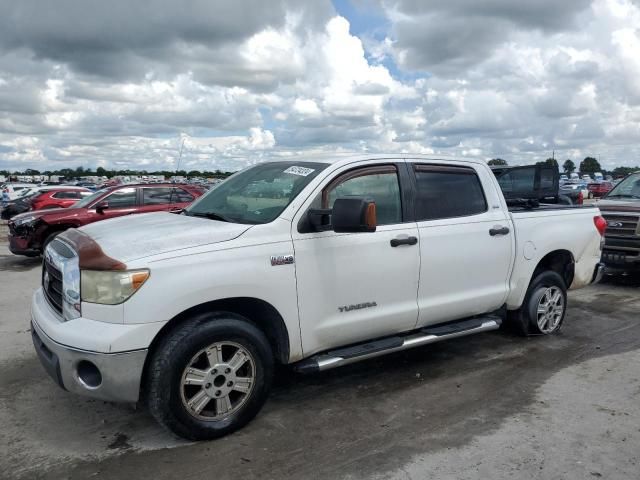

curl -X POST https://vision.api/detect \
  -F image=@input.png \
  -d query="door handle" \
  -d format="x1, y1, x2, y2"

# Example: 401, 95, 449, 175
489, 226, 510, 236
390, 236, 418, 247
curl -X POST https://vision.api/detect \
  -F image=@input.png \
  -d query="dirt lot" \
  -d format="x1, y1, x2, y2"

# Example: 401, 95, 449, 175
1, 222, 639, 480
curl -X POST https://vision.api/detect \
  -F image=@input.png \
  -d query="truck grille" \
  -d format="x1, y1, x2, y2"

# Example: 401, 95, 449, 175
602, 214, 639, 237
42, 239, 75, 315
43, 257, 63, 314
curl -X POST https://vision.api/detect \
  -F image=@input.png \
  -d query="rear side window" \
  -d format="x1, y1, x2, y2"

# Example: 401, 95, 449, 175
540, 168, 555, 190
414, 165, 487, 221
52, 191, 83, 199
172, 188, 195, 203
143, 187, 175, 205
497, 168, 535, 194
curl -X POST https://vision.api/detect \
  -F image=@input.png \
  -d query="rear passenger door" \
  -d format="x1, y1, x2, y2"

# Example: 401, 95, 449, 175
411, 163, 513, 327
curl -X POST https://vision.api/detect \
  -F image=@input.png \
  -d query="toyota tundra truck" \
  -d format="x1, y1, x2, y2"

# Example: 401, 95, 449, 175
30, 155, 605, 440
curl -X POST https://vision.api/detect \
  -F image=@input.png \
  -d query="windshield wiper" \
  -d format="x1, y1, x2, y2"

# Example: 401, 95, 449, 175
187, 211, 234, 222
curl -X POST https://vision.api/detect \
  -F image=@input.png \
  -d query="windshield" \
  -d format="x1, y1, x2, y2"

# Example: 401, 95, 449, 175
605, 173, 640, 199
186, 161, 328, 224
73, 188, 109, 208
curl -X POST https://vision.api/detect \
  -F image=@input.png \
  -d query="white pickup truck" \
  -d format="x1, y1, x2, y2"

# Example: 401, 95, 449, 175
31, 154, 605, 440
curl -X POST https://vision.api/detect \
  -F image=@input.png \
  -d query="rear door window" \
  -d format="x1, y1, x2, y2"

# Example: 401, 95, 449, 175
142, 187, 175, 205
171, 188, 195, 203
414, 165, 487, 221
52, 191, 83, 199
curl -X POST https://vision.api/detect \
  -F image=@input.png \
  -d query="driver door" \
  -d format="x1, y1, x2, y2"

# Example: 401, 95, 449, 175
87, 187, 138, 224
292, 163, 420, 356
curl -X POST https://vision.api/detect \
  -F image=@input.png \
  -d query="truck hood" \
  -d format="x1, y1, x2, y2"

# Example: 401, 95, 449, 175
76, 212, 253, 263
596, 199, 640, 212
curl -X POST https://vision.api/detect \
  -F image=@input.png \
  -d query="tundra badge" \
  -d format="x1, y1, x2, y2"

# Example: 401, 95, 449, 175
339, 302, 377, 312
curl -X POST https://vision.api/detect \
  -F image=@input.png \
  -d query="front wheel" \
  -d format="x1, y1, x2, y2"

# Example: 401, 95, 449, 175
509, 271, 568, 336
146, 313, 274, 440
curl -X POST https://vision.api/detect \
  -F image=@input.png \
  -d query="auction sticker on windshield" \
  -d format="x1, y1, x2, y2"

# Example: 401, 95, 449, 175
284, 166, 315, 176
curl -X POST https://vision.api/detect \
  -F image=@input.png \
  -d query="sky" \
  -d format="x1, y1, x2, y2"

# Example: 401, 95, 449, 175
0, 0, 640, 173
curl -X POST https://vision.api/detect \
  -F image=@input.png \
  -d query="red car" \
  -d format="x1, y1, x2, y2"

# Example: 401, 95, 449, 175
587, 181, 614, 198
29, 187, 93, 210
8, 183, 204, 256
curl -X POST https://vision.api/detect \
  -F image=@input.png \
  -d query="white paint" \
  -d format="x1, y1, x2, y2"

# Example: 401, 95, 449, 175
32, 155, 603, 367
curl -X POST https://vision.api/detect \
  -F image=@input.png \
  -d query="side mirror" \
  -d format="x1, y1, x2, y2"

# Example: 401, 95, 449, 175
95, 201, 109, 213
332, 197, 377, 233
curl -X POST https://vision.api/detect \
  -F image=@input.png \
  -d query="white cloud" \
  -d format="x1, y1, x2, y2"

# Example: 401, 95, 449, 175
1, 0, 640, 172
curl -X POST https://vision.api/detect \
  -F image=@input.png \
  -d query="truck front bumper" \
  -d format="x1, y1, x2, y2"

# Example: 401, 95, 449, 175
31, 289, 148, 403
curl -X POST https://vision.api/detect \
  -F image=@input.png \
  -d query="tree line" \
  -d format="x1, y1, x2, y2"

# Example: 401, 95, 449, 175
487, 157, 639, 177
0, 166, 235, 179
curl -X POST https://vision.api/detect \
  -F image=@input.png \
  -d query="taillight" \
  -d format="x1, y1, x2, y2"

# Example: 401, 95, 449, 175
594, 216, 607, 236
577, 191, 583, 204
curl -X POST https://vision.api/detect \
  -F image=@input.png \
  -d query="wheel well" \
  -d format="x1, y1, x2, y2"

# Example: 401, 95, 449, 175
532, 250, 575, 288
40, 224, 76, 249
145, 297, 290, 368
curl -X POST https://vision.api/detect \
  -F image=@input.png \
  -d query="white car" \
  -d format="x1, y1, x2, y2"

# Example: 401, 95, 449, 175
30, 154, 605, 440
2, 183, 34, 200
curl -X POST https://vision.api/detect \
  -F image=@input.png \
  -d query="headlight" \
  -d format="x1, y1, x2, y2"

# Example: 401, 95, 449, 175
14, 215, 36, 226
81, 269, 150, 305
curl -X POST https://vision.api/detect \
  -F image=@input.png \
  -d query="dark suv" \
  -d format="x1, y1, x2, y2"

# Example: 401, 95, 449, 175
8, 183, 204, 256
597, 172, 640, 273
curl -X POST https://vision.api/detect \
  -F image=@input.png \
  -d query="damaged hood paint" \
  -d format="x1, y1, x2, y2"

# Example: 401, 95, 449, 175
75, 212, 252, 263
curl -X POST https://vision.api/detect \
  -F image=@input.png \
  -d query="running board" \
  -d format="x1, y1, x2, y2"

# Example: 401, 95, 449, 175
294, 315, 502, 373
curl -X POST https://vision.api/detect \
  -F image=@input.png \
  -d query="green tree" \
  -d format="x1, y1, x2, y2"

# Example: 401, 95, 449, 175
96, 166, 107, 176
536, 158, 558, 168
563, 159, 576, 174
579, 157, 602, 174
612, 166, 640, 177
488, 158, 508, 166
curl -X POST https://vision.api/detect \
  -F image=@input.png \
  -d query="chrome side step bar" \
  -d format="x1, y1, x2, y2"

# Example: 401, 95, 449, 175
294, 316, 502, 373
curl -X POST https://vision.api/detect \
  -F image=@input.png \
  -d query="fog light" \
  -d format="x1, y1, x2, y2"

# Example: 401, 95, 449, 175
77, 360, 102, 388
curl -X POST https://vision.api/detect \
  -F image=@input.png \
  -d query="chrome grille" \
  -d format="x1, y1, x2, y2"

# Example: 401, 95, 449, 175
43, 257, 63, 314
602, 213, 639, 237
42, 239, 74, 315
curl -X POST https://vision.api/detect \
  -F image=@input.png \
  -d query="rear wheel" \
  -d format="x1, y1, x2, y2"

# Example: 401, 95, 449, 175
146, 313, 274, 440
509, 271, 567, 336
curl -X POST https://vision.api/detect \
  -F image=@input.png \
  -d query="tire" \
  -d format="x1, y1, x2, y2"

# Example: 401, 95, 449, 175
146, 312, 274, 440
508, 271, 568, 336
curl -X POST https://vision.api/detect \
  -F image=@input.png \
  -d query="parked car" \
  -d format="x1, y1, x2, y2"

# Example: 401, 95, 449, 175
587, 181, 614, 198
596, 171, 640, 273
1, 186, 92, 220
29, 155, 604, 440
1, 183, 34, 200
8, 183, 203, 256
30, 187, 92, 210
560, 181, 589, 203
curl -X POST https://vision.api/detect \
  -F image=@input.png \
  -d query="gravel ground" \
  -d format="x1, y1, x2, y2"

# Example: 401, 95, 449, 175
0, 222, 638, 480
